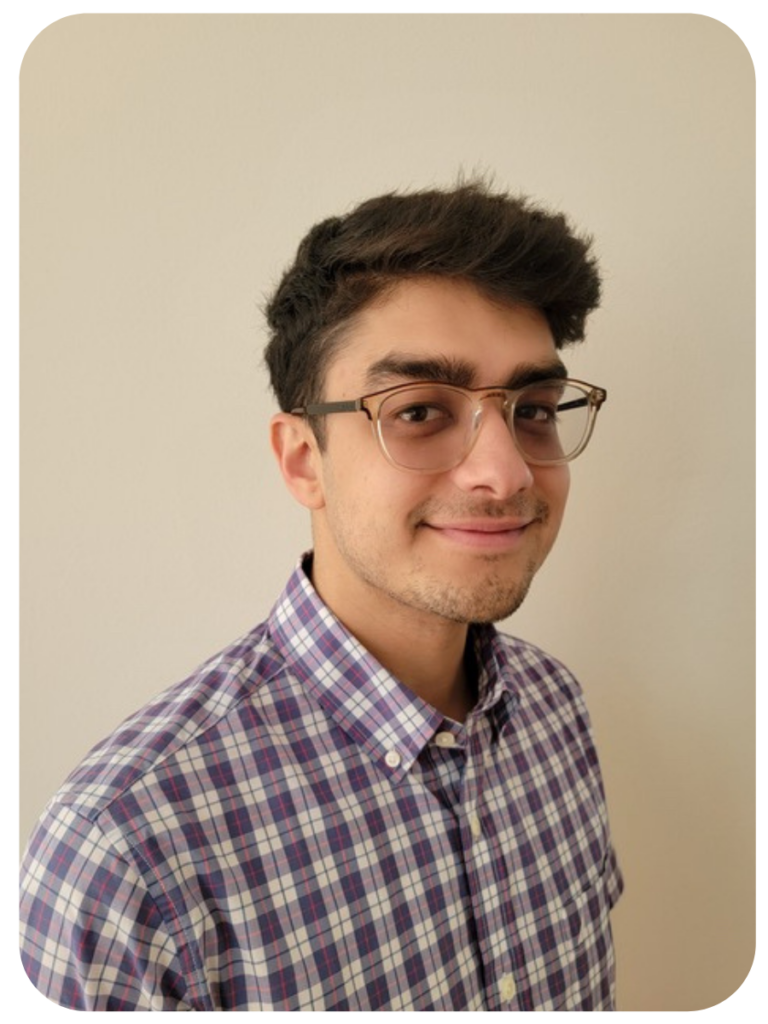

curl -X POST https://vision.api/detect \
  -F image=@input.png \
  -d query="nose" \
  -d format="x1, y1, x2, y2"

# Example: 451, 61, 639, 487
449, 400, 534, 497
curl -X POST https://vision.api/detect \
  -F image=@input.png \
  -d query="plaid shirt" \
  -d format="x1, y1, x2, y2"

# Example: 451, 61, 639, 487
20, 557, 623, 1011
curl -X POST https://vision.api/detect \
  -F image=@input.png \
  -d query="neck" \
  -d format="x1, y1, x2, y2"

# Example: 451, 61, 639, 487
309, 554, 477, 723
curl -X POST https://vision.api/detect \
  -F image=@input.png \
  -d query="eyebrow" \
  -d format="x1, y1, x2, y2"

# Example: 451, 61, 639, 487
365, 354, 476, 389
364, 352, 568, 391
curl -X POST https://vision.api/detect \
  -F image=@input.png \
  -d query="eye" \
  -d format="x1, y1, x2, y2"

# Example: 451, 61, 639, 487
397, 404, 449, 424
383, 399, 459, 440
379, 385, 467, 440
515, 402, 558, 424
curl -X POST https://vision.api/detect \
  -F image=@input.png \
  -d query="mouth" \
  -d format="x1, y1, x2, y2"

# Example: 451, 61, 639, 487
422, 518, 536, 551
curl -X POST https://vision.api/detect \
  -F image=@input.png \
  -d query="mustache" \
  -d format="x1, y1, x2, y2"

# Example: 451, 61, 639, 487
412, 495, 550, 525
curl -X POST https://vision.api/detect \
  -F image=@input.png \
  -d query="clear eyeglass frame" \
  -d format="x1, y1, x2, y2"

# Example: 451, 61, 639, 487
291, 377, 607, 474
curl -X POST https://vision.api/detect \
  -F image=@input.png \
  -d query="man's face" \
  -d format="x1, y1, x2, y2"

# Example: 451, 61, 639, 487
310, 277, 571, 625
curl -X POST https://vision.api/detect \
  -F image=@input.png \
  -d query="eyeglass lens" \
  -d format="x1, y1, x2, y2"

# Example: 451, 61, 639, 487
377, 382, 591, 470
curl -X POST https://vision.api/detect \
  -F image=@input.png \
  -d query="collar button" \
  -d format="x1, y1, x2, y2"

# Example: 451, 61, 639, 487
384, 749, 402, 768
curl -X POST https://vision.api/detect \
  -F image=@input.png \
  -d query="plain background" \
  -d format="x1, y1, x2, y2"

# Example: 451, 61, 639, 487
19, 14, 754, 1012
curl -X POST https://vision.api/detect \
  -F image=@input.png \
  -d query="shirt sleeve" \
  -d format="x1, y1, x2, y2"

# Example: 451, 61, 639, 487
20, 804, 194, 1011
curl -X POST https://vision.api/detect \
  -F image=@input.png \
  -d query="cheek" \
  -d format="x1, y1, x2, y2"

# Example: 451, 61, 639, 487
321, 455, 410, 526
556, 465, 571, 506
538, 465, 570, 524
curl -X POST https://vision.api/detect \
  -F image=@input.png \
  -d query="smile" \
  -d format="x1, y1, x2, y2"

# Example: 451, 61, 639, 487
423, 519, 535, 551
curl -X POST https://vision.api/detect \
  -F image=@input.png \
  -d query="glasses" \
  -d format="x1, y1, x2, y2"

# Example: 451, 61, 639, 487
292, 378, 607, 474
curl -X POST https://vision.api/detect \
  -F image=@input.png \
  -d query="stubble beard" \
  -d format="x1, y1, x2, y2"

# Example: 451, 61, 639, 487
330, 495, 553, 626
396, 553, 541, 624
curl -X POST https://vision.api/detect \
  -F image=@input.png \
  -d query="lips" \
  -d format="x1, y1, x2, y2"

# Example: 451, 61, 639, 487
426, 518, 535, 533
422, 517, 536, 551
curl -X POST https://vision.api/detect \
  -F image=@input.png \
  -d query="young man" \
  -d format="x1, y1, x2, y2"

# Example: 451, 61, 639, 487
20, 182, 623, 1010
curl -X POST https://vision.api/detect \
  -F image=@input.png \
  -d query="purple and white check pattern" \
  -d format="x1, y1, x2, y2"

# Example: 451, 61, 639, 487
20, 557, 623, 1010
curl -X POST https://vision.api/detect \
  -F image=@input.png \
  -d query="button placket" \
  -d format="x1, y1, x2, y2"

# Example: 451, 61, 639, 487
459, 715, 527, 1010
463, 719, 492, 846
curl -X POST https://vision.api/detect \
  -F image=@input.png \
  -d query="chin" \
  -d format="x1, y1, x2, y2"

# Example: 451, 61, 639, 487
405, 565, 537, 624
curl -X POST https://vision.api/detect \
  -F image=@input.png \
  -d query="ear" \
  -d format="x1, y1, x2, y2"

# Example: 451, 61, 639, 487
270, 413, 326, 510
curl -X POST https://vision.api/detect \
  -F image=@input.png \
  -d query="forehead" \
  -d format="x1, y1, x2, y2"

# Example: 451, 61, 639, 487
325, 278, 560, 395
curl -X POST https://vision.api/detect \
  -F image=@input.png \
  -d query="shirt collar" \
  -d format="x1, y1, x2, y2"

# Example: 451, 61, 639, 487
267, 556, 519, 777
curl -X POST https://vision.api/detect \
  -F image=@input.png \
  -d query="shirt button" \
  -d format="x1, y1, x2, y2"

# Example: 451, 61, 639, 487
469, 813, 482, 839
434, 731, 456, 748
500, 974, 517, 1002
384, 749, 401, 768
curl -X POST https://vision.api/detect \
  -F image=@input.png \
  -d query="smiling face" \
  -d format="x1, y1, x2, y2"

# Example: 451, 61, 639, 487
281, 277, 571, 628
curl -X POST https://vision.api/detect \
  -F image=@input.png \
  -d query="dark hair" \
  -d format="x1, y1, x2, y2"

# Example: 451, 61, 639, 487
264, 180, 601, 435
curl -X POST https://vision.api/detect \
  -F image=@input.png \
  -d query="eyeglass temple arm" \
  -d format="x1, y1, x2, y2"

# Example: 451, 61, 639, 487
291, 399, 368, 417
557, 388, 607, 413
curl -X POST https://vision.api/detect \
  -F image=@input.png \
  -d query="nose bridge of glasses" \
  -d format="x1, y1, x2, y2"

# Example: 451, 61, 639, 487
476, 389, 516, 430
465, 390, 522, 462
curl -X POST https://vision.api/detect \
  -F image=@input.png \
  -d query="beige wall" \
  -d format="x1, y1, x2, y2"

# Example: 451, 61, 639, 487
20, 14, 754, 1012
